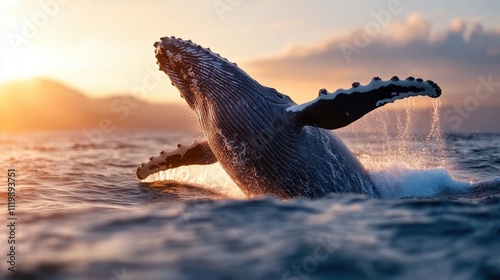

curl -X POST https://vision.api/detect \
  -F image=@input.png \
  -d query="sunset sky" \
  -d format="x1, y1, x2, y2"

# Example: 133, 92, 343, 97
1, 0, 499, 105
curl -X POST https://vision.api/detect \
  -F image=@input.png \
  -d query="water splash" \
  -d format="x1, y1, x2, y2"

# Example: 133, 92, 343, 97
142, 163, 245, 199
425, 98, 447, 167
395, 98, 414, 158
371, 167, 470, 199
342, 98, 471, 198
348, 98, 449, 171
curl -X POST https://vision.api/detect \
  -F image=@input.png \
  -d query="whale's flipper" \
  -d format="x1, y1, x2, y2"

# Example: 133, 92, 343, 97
287, 76, 441, 129
136, 140, 217, 180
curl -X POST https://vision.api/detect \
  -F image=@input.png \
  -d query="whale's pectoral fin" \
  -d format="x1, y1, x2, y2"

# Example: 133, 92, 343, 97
286, 76, 441, 129
136, 140, 217, 180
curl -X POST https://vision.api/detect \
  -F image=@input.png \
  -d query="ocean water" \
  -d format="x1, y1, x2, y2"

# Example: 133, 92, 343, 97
1, 130, 499, 280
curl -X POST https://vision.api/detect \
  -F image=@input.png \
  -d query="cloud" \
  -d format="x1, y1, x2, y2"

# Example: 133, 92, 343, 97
246, 14, 500, 107
379, 13, 431, 44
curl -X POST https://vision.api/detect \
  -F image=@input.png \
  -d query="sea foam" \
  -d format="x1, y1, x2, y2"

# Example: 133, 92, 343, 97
369, 166, 471, 199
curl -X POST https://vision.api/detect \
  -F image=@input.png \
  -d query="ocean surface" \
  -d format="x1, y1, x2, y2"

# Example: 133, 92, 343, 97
1, 129, 499, 280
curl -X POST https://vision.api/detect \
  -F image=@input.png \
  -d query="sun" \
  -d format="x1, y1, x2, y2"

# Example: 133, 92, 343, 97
0, 2, 33, 84
0, 46, 43, 84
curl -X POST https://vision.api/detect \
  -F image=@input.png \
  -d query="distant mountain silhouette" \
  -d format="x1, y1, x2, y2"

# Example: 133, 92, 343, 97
0, 78, 497, 133
0, 78, 199, 132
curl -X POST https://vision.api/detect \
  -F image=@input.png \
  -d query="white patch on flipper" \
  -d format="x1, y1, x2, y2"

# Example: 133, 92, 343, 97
286, 79, 440, 113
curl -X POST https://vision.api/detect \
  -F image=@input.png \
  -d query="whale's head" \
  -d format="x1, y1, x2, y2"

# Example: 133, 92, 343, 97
154, 37, 293, 112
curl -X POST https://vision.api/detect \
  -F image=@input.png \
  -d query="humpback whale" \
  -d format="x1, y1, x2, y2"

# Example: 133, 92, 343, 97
136, 36, 441, 199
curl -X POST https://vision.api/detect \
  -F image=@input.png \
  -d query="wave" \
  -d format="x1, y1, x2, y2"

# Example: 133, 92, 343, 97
141, 163, 500, 201
369, 166, 471, 199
